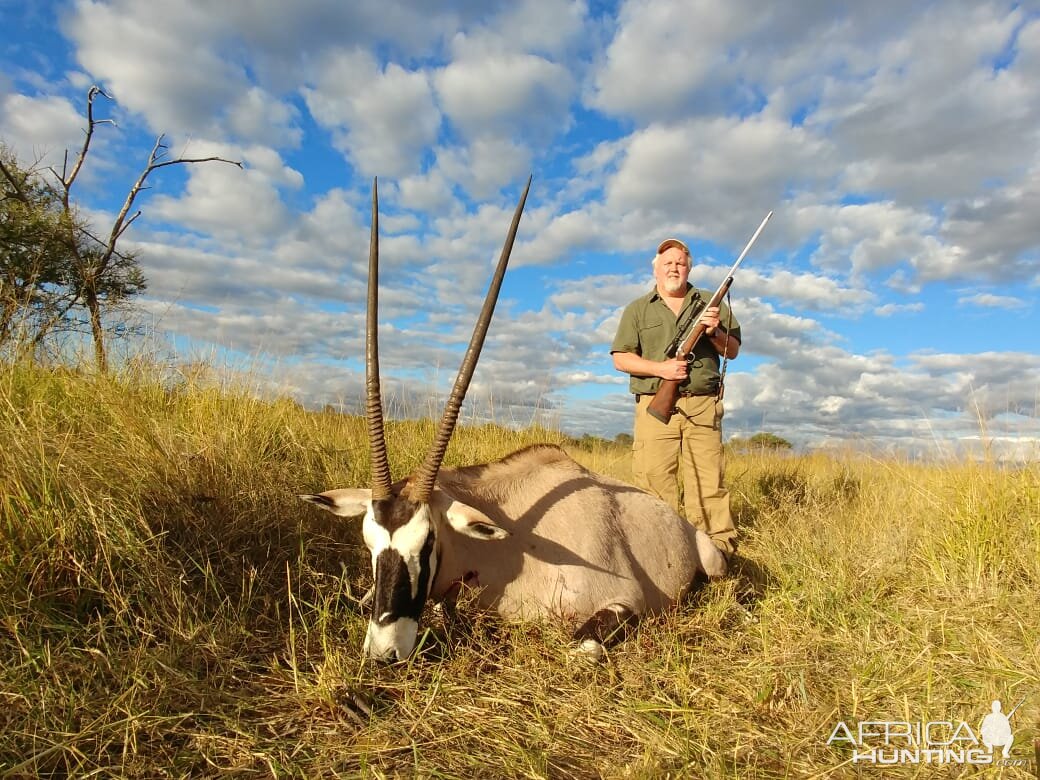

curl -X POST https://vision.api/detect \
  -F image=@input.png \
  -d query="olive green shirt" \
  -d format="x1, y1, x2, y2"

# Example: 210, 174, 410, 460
610, 285, 741, 396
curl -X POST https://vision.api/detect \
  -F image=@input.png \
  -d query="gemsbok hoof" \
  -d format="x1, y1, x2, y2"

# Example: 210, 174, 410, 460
337, 687, 374, 727
569, 638, 607, 663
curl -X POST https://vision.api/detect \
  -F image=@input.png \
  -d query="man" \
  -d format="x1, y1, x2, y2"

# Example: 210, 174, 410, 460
610, 237, 740, 560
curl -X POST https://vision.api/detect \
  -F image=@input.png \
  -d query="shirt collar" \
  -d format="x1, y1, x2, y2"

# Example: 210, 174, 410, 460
647, 283, 697, 304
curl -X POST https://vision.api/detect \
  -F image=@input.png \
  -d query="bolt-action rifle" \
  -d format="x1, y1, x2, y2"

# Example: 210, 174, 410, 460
646, 211, 773, 424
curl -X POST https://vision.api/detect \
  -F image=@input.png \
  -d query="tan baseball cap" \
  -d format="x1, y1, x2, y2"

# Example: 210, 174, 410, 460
656, 237, 690, 255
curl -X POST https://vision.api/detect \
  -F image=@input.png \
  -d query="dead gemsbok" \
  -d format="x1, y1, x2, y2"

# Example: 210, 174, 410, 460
300, 177, 726, 661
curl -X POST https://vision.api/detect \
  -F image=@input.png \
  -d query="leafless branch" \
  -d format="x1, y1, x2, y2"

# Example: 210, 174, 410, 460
102, 133, 241, 268
63, 85, 111, 196
116, 211, 143, 240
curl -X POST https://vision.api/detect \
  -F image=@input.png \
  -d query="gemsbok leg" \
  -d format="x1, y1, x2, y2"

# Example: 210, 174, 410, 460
571, 603, 638, 660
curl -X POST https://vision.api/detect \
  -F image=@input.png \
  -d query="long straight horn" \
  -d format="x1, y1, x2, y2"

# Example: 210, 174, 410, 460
410, 175, 532, 503
366, 178, 393, 500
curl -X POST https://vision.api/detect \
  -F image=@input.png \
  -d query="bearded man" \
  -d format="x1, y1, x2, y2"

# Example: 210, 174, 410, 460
611, 237, 741, 560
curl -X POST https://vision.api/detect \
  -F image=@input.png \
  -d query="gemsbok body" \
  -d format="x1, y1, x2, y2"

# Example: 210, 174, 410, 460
301, 178, 726, 661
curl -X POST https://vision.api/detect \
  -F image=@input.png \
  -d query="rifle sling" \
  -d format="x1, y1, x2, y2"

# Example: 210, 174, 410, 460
671, 298, 705, 357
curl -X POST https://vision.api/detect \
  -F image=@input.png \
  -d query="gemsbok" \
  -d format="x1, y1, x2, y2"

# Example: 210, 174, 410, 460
301, 177, 727, 662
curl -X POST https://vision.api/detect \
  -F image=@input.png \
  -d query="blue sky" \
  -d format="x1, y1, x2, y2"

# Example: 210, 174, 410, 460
1, 0, 1038, 459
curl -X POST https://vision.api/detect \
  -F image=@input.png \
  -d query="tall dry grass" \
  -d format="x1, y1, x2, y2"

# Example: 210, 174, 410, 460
1, 360, 1037, 778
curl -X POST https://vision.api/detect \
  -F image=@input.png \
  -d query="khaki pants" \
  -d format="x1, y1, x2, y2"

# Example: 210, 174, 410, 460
632, 394, 736, 555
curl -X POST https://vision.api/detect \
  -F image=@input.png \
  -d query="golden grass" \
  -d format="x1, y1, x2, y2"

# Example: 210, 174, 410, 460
1, 360, 1037, 778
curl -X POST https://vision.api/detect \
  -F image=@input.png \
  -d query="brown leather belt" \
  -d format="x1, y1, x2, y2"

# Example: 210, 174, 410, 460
635, 393, 703, 402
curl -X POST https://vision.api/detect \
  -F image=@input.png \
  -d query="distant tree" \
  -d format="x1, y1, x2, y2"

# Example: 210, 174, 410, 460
1, 86, 242, 370
614, 432, 633, 447
570, 432, 612, 451
0, 147, 80, 353
729, 432, 793, 452
751, 432, 792, 450
55, 86, 242, 371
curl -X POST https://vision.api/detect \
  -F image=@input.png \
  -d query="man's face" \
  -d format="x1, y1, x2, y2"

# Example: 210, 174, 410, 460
654, 247, 690, 295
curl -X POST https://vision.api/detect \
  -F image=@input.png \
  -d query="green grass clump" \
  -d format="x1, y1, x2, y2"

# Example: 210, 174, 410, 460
1, 360, 1037, 777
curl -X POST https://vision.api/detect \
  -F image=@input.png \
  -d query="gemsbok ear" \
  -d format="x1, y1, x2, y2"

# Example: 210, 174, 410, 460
443, 500, 510, 541
299, 489, 372, 518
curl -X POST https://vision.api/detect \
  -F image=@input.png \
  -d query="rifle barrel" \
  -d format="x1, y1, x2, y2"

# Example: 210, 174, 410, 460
676, 211, 772, 358
1007, 695, 1027, 719
725, 210, 773, 278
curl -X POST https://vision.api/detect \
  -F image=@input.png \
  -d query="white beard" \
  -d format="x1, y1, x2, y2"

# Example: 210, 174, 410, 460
662, 278, 686, 294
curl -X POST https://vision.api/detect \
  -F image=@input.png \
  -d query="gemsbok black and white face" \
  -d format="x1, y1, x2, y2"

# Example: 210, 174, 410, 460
301, 485, 509, 661
363, 494, 436, 659
300, 176, 529, 662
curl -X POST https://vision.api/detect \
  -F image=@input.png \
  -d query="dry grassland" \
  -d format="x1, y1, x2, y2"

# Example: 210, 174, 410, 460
1, 361, 1037, 778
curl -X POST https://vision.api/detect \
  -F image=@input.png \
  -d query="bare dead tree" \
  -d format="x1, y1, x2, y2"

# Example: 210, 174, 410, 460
53, 85, 242, 372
